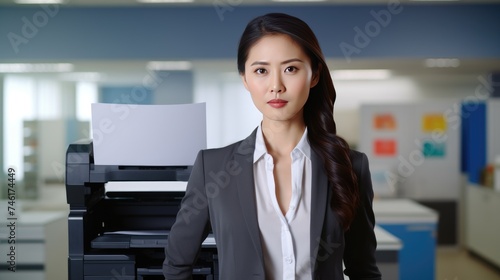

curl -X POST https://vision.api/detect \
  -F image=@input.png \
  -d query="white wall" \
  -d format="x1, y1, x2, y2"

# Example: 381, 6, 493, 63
358, 101, 462, 199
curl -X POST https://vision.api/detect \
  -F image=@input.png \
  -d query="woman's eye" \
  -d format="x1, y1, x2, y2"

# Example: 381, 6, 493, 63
285, 66, 297, 73
255, 68, 267, 74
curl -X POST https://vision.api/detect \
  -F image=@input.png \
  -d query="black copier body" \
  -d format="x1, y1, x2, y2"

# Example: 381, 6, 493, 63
65, 141, 218, 279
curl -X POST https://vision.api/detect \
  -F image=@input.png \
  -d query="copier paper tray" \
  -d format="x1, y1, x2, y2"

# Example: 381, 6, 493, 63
87, 231, 217, 280
91, 231, 216, 249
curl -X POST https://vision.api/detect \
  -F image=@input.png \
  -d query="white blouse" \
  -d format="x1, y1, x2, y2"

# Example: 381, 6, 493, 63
253, 125, 312, 280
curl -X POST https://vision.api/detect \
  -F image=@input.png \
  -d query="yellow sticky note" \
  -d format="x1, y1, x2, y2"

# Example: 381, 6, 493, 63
422, 114, 446, 132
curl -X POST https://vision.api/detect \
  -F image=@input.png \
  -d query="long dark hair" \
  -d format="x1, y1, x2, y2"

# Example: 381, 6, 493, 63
237, 13, 359, 231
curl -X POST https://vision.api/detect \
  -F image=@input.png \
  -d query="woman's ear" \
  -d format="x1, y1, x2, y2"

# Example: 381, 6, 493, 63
310, 65, 321, 88
241, 73, 250, 91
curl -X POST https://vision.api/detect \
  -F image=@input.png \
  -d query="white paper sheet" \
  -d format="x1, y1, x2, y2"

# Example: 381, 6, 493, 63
91, 103, 206, 166
105, 181, 188, 193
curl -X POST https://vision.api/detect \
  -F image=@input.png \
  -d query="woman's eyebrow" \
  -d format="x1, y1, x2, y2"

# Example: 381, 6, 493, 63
281, 58, 303, 65
250, 58, 304, 66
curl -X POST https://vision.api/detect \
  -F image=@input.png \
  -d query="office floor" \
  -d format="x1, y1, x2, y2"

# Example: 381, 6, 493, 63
437, 247, 500, 280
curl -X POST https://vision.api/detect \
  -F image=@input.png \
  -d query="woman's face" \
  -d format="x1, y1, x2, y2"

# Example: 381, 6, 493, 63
241, 34, 318, 126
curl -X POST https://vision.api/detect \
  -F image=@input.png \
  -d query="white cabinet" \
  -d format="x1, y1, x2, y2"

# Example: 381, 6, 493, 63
0, 210, 67, 280
466, 185, 500, 268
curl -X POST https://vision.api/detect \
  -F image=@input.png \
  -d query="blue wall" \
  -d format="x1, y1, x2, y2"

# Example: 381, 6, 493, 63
1, 3, 499, 60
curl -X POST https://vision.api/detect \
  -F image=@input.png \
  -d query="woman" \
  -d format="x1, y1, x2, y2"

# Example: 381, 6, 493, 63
163, 13, 381, 280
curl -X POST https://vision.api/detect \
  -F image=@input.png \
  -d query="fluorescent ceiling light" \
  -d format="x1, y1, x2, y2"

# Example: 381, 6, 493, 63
425, 58, 460, 68
137, 0, 194, 3
15, 0, 64, 4
147, 61, 192, 71
59, 72, 102, 82
331, 69, 392, 80
0, 63, 73, 73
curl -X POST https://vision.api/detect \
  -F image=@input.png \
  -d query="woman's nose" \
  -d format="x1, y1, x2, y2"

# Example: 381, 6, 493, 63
270, 74, 284, 94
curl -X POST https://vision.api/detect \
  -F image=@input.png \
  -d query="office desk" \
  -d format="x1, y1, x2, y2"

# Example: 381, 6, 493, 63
374, 199, 438, 280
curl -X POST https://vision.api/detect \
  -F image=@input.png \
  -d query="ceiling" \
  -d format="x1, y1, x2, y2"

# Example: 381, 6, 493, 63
1, 0, 500, 6
1, 0, 498, 82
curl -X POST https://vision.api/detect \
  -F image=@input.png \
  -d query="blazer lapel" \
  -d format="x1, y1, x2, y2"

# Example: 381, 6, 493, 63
234, 129, 264, 263
310, 149, 329, 269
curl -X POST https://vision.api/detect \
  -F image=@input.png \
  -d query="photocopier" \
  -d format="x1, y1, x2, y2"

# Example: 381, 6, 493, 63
65, 140, 218, 280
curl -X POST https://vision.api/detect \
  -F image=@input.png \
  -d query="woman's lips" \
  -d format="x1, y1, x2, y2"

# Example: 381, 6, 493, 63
268, 99, 288, 108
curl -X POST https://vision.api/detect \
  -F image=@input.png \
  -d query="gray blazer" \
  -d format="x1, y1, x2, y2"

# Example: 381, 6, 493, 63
163, 129, 381, 280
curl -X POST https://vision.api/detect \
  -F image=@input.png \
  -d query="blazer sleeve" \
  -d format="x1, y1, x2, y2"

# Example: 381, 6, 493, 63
163, 150, 211, 280
343, 152, 382, 280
